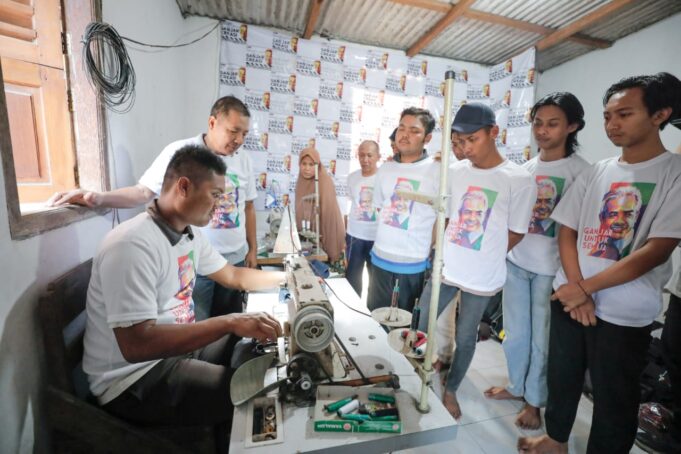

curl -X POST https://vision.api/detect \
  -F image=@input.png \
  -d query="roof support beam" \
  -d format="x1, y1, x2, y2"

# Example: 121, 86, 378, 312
406, 0, 476, 57
535, 0, 636, 51
390, 0, 612, 49
303, 0, 323, 40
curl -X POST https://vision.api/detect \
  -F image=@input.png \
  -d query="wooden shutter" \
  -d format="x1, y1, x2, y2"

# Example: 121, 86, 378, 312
1, 0, 77, 203
0, 0, 64, 69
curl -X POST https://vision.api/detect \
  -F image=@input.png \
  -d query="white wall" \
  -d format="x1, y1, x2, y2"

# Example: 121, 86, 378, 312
537, 12, 681, 163
0, 1, 220, 452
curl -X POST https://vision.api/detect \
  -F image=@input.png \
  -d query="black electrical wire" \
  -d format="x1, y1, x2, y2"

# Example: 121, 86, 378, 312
82, 22, 136, 113
81, 21, 220, 113
321, 277, 373, 319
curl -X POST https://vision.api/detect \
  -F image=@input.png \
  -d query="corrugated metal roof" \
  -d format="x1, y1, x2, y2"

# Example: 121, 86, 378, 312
175, 0, 681, 71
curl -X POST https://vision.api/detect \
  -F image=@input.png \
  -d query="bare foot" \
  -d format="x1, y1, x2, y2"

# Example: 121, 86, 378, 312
433, 359, 449, 372
515, 403, 542, 430
484, 386, 523, 400
443, 391, 462, 420
517, 434, 567, 453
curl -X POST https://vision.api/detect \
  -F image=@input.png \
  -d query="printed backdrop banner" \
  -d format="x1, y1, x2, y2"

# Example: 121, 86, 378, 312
219, 20, 536, 211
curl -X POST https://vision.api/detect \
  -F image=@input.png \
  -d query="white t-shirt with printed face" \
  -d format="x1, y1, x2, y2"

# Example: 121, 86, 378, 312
83, 212, 227, 398
443, 159, 536, 294
138, 134, 257, 259
346, 170, 379, 241
508, 154, 590, 276
372, 158, 441, 264
552, 152, 681, 327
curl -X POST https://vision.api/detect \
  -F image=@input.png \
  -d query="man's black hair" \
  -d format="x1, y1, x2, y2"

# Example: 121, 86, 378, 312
162, 145, 227, 192
389, 128, 397, 142
531, 92, 585, 157
400, 107, 436, 136
603, 72, 681, 130
210, 95, 251, 119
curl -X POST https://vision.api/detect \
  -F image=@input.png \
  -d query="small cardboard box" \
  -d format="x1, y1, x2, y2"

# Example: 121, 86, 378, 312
313, 385, 402, 434
245, 395, 284, 448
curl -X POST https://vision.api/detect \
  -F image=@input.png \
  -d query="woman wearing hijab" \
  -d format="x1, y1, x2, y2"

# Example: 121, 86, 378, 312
295, 147, 346, 263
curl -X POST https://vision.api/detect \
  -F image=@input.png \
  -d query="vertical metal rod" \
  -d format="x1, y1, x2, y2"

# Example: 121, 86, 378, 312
418, 70, 455, 412
314, 162, 321, 255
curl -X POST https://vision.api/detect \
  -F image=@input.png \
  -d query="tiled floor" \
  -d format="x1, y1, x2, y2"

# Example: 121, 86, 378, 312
396, 339, 647, 454
354, 268, 647, 453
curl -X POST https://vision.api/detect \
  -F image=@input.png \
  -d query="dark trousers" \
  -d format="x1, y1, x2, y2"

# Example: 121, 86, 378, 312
104, 334, 240, 428
345, 234, 373, 296
366, 263, 425, 313
663, 294, 681, 441
545, 300, 651, 453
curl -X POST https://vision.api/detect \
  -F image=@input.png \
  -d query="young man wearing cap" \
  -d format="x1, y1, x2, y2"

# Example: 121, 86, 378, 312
417, 103, 536, 420
367, 108, 440, 315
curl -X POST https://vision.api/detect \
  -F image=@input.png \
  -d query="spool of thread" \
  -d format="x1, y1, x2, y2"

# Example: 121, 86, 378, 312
413, 342, 428, 356
324, 394, 358, 413
368, 393, 395, 404
337, 399, 360, 417
400, 330, 425, 340
410, 299, 421, 331
412, 336, 427, 348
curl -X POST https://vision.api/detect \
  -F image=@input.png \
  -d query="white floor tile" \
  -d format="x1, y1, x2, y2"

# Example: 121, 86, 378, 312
455, 368, 524, 425
469, 339, 508, 370
396, 425, 485, 453
466, 414, 535, 454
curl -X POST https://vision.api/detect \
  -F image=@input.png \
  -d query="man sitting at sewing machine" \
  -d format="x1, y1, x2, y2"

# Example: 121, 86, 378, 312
82, 146, 284, 440
417, 103, 535, 420
367, 107, 440, 314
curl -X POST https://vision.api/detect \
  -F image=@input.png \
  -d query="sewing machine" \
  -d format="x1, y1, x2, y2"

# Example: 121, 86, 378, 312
231, 254, 400, 408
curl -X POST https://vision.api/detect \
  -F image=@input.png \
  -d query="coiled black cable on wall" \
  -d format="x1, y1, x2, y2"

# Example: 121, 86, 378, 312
82, 22, 136, 113
81, 21, 220, 113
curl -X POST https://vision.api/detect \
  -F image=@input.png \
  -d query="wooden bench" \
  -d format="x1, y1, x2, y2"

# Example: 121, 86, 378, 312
38, 260, 219, 453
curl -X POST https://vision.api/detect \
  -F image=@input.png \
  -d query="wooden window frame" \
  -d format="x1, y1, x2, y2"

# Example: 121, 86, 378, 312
0, 0, 110, 240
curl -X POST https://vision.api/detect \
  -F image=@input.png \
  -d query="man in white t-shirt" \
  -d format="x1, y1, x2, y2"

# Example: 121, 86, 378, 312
82, 146, 284, 446
519, 73, 681, 454
367, 108, 440, 314
345, 140, 381, 296
48, 96, 258, 320
417, 103, 536, 421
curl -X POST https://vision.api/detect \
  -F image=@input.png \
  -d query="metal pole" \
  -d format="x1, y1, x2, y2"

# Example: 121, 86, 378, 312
314, 162, 321, 255
418, 70, 455, 412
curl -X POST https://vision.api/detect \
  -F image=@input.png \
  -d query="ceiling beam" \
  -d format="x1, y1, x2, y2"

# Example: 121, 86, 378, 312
392, 0, 450, 14
535, 0, 636, 51
390, 0, 612, 49
406, 0, 476, 57
303, 0, 323, 40
463, 9, 611, 48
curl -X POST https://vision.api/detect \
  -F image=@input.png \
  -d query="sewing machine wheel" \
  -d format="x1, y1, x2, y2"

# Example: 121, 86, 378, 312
292, 305, 335, 353
286, 352, 321, 392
